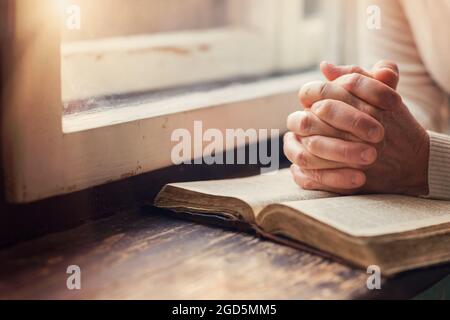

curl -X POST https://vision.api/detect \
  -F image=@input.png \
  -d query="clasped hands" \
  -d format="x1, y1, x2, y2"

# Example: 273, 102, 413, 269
284, 61, 430, 196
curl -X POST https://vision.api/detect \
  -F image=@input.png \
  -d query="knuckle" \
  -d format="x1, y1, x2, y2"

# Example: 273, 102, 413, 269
360, 104, 376, 117
287, 112, 300, 132
319, 82, 329, 98
341, 131, 355, 141
351, 114, 364, 130
298, 82, 317, 107
314, 99, 334, 119
311, 170, 323, 184
298, 113, 311, 134
296, 151, 308, 169
350, 65, 364, 74
298, 82, 313, 100
304, 136, 318, 152
346, 73, 363, 90
340, 145, 351, 161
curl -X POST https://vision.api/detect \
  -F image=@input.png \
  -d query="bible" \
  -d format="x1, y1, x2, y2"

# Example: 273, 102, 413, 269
155, 169, 450, 275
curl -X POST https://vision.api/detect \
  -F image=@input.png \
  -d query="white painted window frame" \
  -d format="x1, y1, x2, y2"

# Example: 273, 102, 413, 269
1, 0, 345, 203
61, 0, 328, 102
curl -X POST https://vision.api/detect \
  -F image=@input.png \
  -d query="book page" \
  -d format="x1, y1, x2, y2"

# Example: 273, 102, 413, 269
166, 169, 335, 214
282, 195, 450, 237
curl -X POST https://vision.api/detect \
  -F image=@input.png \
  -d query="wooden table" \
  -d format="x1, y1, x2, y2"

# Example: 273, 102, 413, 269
0, 206, 449, 300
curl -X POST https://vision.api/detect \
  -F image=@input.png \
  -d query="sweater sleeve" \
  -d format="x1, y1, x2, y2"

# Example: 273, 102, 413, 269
425, 131, 450, 200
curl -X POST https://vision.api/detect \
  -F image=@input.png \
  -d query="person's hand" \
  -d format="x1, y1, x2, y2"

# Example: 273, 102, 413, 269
284, 61, 430, 196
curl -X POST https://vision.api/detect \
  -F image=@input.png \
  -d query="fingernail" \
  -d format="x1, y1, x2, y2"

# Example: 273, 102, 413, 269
368, 126, 381, 141
361, 148, 377, 163
321, 61, 334, 67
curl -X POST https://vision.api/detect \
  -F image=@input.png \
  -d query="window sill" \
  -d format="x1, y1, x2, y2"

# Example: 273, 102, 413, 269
63, 71, 320, 133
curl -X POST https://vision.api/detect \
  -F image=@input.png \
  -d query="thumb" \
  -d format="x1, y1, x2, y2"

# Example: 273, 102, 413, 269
320, 61, 399, 90
320, 61, 372, 81
371, 60, 399, 90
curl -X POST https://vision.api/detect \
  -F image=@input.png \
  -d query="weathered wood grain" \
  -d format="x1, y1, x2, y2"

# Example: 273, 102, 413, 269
0, 207, 448, 300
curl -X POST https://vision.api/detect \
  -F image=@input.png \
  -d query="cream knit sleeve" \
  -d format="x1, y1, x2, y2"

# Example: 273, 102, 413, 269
426, 131, 450, 200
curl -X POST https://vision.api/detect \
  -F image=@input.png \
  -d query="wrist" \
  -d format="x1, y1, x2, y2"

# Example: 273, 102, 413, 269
405, 129, 430, 196
424, 131, 450, 200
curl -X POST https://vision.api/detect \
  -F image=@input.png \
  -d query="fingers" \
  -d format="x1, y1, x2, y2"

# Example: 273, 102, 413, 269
285, 133, 370, 191
286, 111, 361, 142
321, 60, 399, 90
372, 60, 399, 75
301, 135, 378, 166
284, 132, 348, 170
320, 61, 372, 82
334, 73, 403, 111
290, 165, 324, 191
310, 100, 384, 143
291, 164, 366, 191
299, 80, 353, 108
299, 80, 382, 119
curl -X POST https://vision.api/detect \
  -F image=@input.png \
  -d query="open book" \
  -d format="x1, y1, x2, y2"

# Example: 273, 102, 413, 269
155, 169, 450, 275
